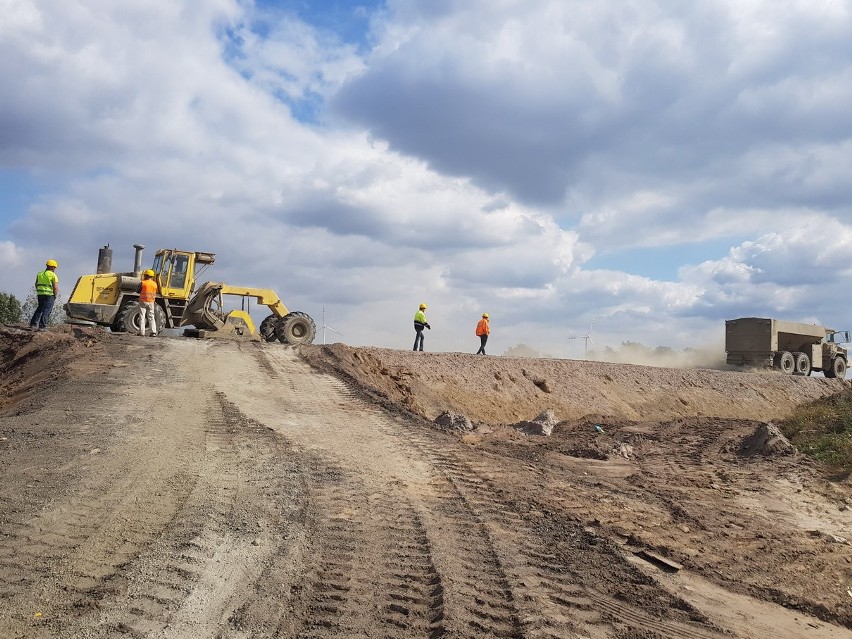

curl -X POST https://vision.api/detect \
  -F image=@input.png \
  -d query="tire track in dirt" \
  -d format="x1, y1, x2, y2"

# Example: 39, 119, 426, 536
214, 345, 729, 638
0, 347, 206, 638
399, 434, 727, 639
211, 345, 527, 638
272, 459, 446, 638
86, 390, 307, 639
273, 381, 709, 639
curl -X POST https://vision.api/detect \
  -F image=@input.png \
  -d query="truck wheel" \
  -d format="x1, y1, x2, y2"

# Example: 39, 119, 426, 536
826, 357, 847, 379
259, 314, 278, 342
776, 351, 795, 375
793, 352, 811, 376
276, 312, 317, 345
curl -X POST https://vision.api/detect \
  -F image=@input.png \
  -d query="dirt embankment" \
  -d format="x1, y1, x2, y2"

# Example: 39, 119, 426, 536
302, 344, 850, 425
0, 324, 108, 415
2, 327, 851, 638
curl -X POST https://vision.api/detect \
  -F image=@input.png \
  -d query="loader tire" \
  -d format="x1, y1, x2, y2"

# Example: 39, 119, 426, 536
276, 312, 316, 345
113, 302, 136, 333
120, 303, 166, 336
153, 305, 167, 335
259, 314, 278, 342
122, 306, 142, 334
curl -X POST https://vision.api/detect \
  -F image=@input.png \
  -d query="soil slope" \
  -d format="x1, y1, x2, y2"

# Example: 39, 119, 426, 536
303, 344, 848, 424
1, 326, 850, 639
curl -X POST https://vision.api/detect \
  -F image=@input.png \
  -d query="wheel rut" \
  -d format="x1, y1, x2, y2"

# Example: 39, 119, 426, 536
222, 345, 729, 638
87, 392, 307, 639
0, 336, 785, 639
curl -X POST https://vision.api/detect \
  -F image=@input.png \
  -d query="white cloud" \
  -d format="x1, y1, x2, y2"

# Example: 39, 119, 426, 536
1, 0, 851, 356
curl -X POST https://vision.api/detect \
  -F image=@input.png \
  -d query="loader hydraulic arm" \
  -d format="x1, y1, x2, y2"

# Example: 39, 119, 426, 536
183, 281, 291, 331
216, 285, 290, 318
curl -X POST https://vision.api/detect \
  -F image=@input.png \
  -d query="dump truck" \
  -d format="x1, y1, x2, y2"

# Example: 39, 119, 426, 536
64, 244, 316, 344
725, 317, 848, 378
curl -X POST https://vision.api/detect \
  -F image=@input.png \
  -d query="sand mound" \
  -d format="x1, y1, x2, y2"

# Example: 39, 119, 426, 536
739, 422, 797, 457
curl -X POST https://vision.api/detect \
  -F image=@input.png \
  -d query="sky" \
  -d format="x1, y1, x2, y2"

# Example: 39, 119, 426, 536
2, 0, 852, 359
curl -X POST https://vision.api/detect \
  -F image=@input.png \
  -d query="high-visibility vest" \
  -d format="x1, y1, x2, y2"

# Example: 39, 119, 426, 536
414, 310, 427, 324
476, 319, 490, 336
35, 270, 58, 296
139, 279, 157, 303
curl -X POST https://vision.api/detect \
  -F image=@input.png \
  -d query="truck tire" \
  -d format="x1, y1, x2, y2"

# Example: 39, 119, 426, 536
825, 357, 847, 379
259, 314, 278, 342
793, 352, 811, 376
776, 351, 795, 375
276, 312, 317, 345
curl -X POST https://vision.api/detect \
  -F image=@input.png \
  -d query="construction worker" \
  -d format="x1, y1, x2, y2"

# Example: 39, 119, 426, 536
29, 259, 59, 331
137, 269, 159, 337
476, 313, 490, 354
413, 303, 430, 351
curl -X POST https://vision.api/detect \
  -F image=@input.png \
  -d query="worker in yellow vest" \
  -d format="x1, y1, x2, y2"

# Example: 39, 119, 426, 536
475, 313, 490, 354
137, 269, 159, 337
413, 303, 431, 351
29, 259, 59, 331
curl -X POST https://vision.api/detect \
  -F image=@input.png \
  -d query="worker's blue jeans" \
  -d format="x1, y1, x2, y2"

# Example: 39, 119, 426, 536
30, 294, 55, 329
413, 326, 424, 351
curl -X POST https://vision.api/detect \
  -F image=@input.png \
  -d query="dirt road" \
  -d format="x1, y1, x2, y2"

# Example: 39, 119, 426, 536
1, 326, 850, 638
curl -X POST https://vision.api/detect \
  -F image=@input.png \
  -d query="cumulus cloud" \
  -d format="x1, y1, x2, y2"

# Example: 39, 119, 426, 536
1, 0, 851, 356
334, 0, 852, 246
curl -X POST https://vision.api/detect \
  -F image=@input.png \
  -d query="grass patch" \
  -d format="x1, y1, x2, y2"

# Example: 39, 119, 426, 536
780, 390, 852, 477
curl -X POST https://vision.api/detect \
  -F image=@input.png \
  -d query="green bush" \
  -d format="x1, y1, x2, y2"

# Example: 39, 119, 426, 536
780, 391, 852, 476
20, 292, 66, 326
0, 292, 23, 324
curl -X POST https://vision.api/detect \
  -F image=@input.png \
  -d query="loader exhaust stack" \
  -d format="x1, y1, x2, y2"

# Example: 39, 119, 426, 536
97, 245, 112, 274
132, 244, 145, 276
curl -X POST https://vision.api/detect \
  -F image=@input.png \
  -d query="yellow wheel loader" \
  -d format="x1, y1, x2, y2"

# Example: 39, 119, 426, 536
64, 244, 316, 344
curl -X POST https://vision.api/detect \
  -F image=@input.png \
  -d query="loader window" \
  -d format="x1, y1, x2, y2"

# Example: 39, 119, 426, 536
169, 255, 189, 289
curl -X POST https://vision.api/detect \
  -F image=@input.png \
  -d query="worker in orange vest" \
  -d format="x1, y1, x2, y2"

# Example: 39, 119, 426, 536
137, 269, 159, 337
475, 313, 490, 354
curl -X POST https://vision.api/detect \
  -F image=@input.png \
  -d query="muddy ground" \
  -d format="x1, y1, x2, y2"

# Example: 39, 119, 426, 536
1, 325, 851, 639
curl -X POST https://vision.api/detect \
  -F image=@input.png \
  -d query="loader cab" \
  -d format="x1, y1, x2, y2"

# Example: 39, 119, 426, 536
152, 249, 216, 300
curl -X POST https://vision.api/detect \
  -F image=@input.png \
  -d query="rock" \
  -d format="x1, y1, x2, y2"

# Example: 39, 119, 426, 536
614, 443, 633, 459
434, 411, 474, 432
511, 410, 558, 436
807, 530, 850, 545
739, 422, 796, 457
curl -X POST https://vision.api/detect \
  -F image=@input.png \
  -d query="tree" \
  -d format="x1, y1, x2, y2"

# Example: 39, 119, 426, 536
0, 292, 22, 324
20, 292, 67, 326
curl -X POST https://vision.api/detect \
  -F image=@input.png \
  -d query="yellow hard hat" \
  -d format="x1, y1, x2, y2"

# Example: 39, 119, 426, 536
45, 259, 58, 268
419, 303, 427, 309
143, 269, 156, 277
482, 313, 489, 318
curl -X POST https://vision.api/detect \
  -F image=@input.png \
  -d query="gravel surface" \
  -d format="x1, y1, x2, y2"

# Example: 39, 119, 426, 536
1, 326, 850, 639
